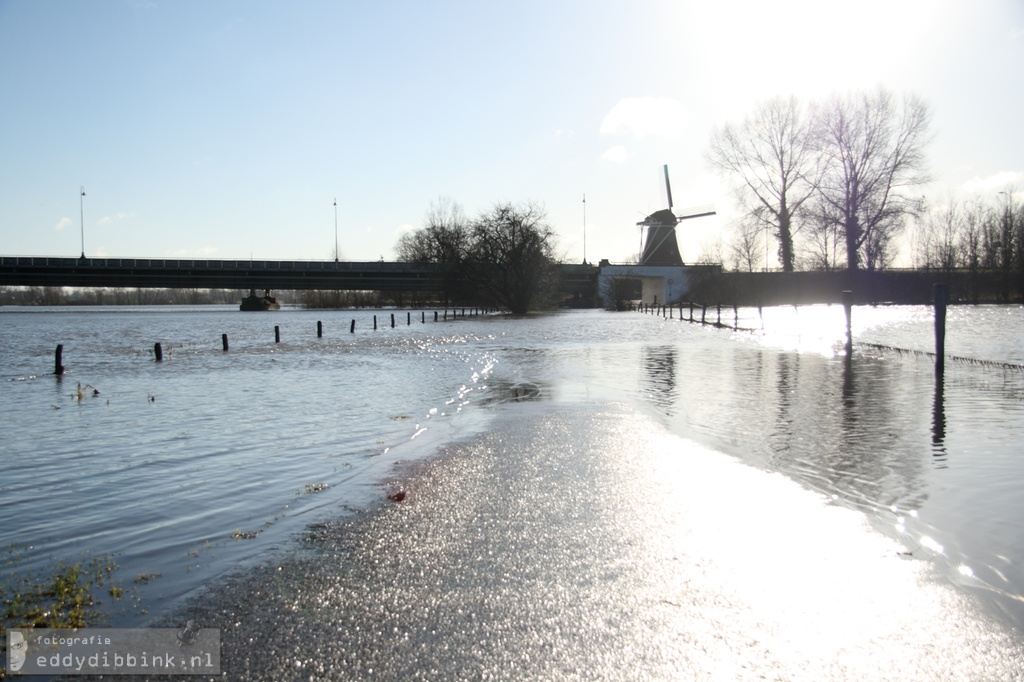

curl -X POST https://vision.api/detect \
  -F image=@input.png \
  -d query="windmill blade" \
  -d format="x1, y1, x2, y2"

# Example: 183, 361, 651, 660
663, 164, 674, 210
677, 204, 716, 221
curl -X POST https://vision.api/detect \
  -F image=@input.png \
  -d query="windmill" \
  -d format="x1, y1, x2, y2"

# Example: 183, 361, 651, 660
637, 165, 715, 266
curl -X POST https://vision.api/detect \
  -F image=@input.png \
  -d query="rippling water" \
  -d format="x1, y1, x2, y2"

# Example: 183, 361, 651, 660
2, 303, 1023, 633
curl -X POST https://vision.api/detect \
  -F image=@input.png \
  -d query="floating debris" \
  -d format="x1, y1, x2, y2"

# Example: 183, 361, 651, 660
231, 529, 260, 540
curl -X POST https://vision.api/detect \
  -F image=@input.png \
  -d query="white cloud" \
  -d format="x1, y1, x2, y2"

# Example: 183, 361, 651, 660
960, 171, 1024, 194
600, 97, 688, 139
96, 212, 137, 226
602, 145, 628, 164
54, 217, 72, 231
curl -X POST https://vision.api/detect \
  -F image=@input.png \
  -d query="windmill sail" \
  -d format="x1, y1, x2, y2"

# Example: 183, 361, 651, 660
637, 165, 715, 266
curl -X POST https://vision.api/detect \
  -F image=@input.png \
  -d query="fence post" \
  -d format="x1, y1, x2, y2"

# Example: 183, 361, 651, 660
934, 284, 947, 376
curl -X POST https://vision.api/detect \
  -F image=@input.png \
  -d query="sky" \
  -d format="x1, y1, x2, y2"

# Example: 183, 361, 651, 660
1, 0, 1022, 266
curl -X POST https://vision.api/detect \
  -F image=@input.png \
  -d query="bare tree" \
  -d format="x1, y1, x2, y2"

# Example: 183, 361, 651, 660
395, 196, 470, 264
707, 96, 822, 272
815, 88, 932, 271
914, 196, 962, 271
728, 218, 764, 272
395, 196, 472, 305
798, 200, 845, 271
468, 202, 558, 314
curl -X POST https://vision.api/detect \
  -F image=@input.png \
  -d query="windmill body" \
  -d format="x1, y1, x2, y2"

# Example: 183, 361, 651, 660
639, 208, 684, 266
596, 166, 718, 308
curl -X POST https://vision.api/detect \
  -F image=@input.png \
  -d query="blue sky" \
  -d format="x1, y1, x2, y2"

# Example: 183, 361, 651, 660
1, 0, 1022, 265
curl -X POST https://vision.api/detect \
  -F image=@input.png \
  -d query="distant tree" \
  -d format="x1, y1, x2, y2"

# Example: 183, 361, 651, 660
467, 202, 558, 314
395, 197, 472, 305
798, 200, 844, 271
728, 218, 765, 272
396, 196, 470, 264
696, 237, 724, 266
814, 88, 932, 271
914, 196, 963, 271
707, 96, 822, 272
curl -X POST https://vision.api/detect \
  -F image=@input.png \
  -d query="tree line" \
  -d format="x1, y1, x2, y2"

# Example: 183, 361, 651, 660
0, 287, 241, 306
395, 198, 559, 314
708, 87, 937, 273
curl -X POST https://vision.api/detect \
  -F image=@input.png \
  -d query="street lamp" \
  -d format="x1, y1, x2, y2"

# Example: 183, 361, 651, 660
334, 198, 339, 262
582, 193, 587, 264
79, 186, 86, 259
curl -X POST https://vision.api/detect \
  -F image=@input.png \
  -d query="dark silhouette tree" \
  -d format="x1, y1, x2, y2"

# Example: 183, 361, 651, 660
467, 202, 558, 314
395, 197, 472, 304
815, 88, 931, 271
707, 96, 822, 272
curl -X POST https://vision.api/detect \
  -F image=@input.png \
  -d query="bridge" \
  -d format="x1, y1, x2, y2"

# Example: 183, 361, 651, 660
0, 256, 599, 299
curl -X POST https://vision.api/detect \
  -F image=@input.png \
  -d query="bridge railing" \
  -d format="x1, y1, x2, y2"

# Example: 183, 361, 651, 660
0, 256, 441, 272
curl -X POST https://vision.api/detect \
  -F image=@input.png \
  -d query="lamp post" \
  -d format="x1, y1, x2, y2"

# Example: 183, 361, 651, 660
334, 198, 339, 262
79, 186, 86, 259
582, 193, 587, 264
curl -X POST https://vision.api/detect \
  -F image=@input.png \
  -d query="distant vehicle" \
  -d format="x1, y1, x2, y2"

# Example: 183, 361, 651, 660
240, 289, 280, 311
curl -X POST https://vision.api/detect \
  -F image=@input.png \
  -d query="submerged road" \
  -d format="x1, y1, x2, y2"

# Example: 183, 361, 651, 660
125, 401, 1024, 681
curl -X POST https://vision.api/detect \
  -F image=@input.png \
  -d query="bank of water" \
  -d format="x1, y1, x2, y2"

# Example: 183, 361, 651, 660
2, 304, 1023, 644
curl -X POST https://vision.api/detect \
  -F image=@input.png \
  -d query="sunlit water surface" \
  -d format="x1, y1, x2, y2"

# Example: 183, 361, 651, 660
1, 303, 1023, 640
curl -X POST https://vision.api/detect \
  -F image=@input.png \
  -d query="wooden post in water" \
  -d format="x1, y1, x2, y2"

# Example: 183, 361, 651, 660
716, 304, 721, 326
154, 342, 163, 361
373, 315, 378, 330
390, 313, 395, 328
317, 321, 323, 338
434, 311, 438, 322
934, 283, 947, 376
422, 311, 425, 323
701, 306, 707, 325
222, 333, 229, 351
842, 290, 853, 355
689, 303, 694, 322
734, 305, 739, 330
407, 312, 411, 326
350, 319, 355, 333
274, 326, 280, 343
54, 344, 65, 375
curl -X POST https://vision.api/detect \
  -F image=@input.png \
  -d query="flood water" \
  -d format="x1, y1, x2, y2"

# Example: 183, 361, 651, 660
2, 304, 1024, 656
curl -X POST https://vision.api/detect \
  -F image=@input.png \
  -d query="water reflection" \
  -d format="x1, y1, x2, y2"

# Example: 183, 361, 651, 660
640, 345, 678, 416
642, 342, 933, 520
932, 374, 947, 465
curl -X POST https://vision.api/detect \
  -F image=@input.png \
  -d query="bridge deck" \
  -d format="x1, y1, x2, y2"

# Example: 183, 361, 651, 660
0, 257, 598, 296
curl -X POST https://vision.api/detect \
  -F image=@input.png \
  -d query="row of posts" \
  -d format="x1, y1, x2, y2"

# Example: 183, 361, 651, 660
53, 308, 488, 372
639, 283, 949, 376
